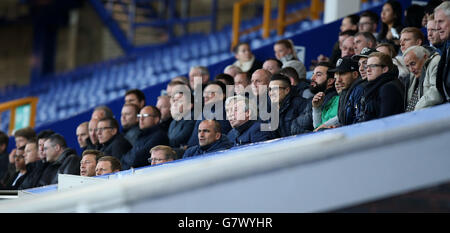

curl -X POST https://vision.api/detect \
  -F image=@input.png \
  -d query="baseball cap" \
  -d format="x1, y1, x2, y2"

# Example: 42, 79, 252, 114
352, 47, 378, 61
329, 57, 359, 73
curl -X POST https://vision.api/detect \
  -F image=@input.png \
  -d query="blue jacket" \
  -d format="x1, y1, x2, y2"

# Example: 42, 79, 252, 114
276, 92, 311, 137
168, 111, 196, 148
121, 124, 170, 169
183, 135, 233, 159
355, 71, 405, 123
290, 100, 313, 135
227, 120, 275, 146
338, 77, 366, 126
186, 102, 232, 147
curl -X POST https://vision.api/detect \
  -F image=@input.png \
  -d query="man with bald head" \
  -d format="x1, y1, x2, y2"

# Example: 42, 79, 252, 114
121, 106, 169, 169
183, 120, 232, 158
156, 95, 173, 132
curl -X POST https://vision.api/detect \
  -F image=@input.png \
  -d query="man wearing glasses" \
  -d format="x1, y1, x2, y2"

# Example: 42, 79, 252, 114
148, 145, 177, 166
268, 74, 311, 137
97, 117, 132, 161
355, 52, 405, 123
121, 106, 169, 170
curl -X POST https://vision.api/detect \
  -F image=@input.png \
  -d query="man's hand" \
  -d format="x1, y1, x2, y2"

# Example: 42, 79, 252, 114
312, 92, 325, 108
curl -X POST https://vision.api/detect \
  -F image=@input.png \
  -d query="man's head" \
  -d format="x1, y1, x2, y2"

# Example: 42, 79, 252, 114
341, 36, 355, 58
224, 65, 243, 77
434, 1, 450, 41
156, 95, 172, 122
14, 146, 26, 172
358, 10, 379, 33
189, 66, 210, 90
279, 67, 300, 86
170, 83, 193, 120
353, 32, 377, 55
138, 106, 161, 130
269, 74, 292, 104
88, 118, 99, 145
366, 52, 394, 81
274, 39, 297, 60
225, 95, 256, 128
43, 134, 67, 163
203, 81, 226, 105
262, 58, 282, 74
352, 47, 378, 80
125, 89, 146, 109
96, 117, 119, 144
96, 156, 121, 176
400, 27, 425, 53
91, 105, 114, 120
234, 72, 251, 96
120, 103, 139, 129
24, 140, 39, 165
149, 145, 177, 166
427, 14, 444, 46
14, 127, 36, 148
37, 130, 54, 160
340, 14, 359, 32
76, 122, 89, 149
376, 42, 397, 58
330, 57, 360, 91
310, 62, 335, 94
403, 45, 430, 78
80, 149, 103, 177
251, 69, 272, 97
233, 42, 253, 63
198, 120, 222, 147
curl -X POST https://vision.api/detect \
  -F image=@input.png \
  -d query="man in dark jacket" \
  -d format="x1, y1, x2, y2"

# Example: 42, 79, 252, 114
186, 81, 232, 147
434, 2, 450, 103
168, 83, 196, 148
97, 117, 132, 161
356, 52, 405, 122
38, 134, 80, 186
183, 120, 232, 158
121, 106, 170, 170
268, 74, 311, 137
121, 103, 140, 146
225, 95, 275, 146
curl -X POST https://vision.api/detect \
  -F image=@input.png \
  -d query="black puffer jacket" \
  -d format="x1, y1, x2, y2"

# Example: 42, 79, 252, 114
38, 148, 80, 186
355, 71, 405, 123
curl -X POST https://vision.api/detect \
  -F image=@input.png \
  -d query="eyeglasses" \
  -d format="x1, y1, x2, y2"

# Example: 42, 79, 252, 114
137, 114, 157, 118
147, 157, 167, 163
366, 64, 386, 69
96, 127, 113, 132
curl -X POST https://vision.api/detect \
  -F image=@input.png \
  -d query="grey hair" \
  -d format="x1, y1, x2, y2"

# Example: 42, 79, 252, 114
435, 1, 450, 18
190, 66, 210, 76
225, 95, 257, 120
403, 45, 430, 60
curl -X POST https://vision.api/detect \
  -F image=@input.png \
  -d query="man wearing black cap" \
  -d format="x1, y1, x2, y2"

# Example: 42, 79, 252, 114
315, 56, 364, 129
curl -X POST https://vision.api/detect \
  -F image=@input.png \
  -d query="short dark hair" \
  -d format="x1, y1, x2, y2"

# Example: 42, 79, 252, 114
82, 149, 104, 161
265, 58, 283, 69
98, 156, 122, 172
98, 117, 120, 130
214, 73, 234, 85
279, 67, 300, 82
317, 62, 336, 79
339, 29, 358, 37
360, 10, 379, 25
206, 80, 227, 99
0, 131, 8, 152
146, 105, 161, 119
346, 14, 360, 26
37, 129, 55, 141
232, 41, 250, 54
125, 89, 146, 106
14, 127, 36, 141
355, 31, 377, 47
47, 133, 67, 149
270, 74, 292, 88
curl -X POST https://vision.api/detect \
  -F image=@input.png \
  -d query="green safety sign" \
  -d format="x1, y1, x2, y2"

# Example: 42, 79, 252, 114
14, 104, 31, 131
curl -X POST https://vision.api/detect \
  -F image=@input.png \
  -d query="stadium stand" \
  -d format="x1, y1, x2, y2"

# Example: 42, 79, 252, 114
2, 0, 450, 214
